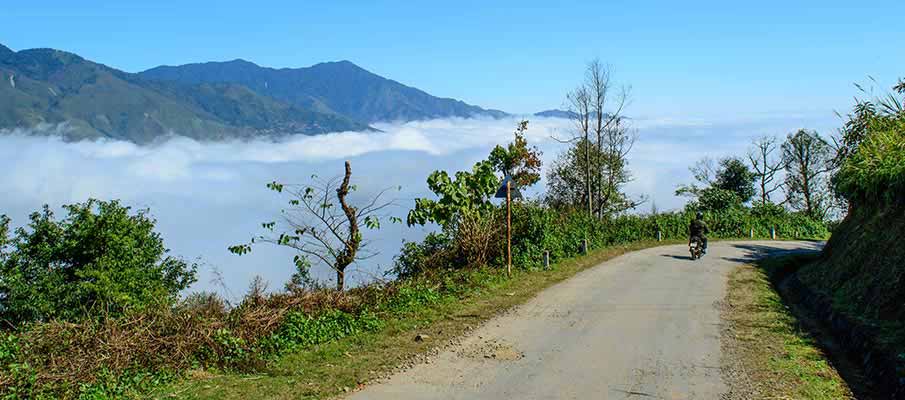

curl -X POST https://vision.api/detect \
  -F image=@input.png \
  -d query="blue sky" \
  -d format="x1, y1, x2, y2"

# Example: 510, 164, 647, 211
2, 1, 902, 118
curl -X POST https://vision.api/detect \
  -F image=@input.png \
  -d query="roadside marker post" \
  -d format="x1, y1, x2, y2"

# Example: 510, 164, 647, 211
543, 251, 550, 270
494, 175, 522, 278
657, 230, 662, 242
507, 180, 511, 277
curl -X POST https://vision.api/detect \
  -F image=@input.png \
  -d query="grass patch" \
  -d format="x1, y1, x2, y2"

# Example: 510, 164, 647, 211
154, 239, 682, 400
722, 253, 853, 399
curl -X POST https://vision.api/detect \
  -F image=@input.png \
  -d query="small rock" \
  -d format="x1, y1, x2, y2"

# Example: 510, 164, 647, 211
415, 334, 430, 342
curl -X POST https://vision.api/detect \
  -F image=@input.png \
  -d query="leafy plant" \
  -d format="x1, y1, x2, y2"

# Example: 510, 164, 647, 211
488, 120, 543, 188
406, 160, 499, 229
713, 157, 756, 203
260, 310, 383, 355
0, 200, 197, 324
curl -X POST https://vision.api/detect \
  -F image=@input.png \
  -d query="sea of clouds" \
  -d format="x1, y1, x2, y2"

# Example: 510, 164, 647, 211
0, 114, 840, 298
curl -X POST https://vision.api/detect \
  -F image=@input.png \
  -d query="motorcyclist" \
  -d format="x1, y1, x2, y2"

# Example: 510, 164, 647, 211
689, 211, 709, 254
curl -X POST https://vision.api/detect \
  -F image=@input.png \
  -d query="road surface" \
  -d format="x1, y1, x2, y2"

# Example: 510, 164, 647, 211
349, 241, 822, 400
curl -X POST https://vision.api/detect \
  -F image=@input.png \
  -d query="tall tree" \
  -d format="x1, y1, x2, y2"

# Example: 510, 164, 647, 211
557, 60, 633, 217
748, 135, 784, 204
586, 60, 631, 218
782, 129, 835, 219
546, 137, 643, 214
231, 161, 397, 291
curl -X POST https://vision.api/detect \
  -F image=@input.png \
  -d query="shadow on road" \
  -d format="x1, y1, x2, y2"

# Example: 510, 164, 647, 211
661, 254, 693, 261
722, 242, 823, 264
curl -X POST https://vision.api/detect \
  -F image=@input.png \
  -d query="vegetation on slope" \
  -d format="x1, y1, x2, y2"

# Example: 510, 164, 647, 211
795, 79, 905, 393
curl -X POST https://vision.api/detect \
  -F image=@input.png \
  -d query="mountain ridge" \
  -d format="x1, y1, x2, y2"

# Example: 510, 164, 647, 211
139, 58, 509, 123
0, 43, 515, 144
0, 44, 371, 143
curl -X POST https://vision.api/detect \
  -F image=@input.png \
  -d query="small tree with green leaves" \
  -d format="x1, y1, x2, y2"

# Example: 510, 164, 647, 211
406, 160, 499, 229
714, 157, 756, 203
488, 120, 543, 188
230, 161, 398, 291
677, 157, 755, 211
0, 200, 197, 324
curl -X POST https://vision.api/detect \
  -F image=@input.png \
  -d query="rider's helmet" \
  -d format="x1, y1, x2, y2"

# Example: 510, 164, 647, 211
695, 211, 704, 220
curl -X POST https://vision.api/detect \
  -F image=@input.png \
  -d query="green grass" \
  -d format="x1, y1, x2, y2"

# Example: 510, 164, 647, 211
153, 239, 683, 400
724, 254, 853, 399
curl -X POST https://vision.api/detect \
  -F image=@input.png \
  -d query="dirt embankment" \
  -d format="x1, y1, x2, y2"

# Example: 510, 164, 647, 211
786, 201, 905, 398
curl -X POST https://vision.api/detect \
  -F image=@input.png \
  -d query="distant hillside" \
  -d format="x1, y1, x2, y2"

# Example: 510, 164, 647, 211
534, 109, 577, 119
0, 44, 369, 143
0, 43, 512, 143
140, 59, 508, 123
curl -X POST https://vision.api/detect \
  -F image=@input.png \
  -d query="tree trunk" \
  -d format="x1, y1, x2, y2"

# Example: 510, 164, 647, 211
585, 134, 592, 217
596, 129, 603, 218
336, 269, 345, 291
335, 160, 359, 291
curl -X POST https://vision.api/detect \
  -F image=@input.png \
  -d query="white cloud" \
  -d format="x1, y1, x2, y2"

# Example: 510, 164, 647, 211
0, 113, 838, 297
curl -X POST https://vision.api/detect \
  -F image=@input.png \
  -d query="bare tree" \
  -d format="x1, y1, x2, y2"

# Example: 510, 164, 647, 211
748, 135, 784, 204
231, 161, 398, 291
782, 130, 835, 219
555, 60, 634, 217
586, 60, 634, 217
676, 157, 717, 198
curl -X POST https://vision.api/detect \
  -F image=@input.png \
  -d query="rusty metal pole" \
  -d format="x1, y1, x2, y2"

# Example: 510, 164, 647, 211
507, 179, 512, 277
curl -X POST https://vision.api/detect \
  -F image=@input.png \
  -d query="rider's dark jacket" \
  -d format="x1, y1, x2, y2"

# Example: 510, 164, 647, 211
689, 219, 709, 239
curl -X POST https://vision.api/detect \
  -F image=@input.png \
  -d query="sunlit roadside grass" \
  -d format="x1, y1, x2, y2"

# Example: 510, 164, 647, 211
723, 254, 853, 399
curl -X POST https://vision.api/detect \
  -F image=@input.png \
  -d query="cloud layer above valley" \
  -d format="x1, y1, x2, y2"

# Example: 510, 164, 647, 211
0, 113, 841, 297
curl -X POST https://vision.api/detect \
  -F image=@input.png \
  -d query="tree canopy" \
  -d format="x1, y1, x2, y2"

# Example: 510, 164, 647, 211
0, 200, 197, 324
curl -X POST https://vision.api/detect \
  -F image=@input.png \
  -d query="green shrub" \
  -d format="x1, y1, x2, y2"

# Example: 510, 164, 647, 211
0, 200, 197, 325
260, 310, 383, 355
834, 117, 905, 204
380, 285, 444, 315
391, 232, 453, 278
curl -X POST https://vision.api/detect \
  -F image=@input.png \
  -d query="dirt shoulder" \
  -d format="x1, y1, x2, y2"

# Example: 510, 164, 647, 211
720, 255, 855, 399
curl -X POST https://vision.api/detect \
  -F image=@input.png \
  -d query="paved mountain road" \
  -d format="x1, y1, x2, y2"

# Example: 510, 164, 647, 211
349, 241, 822, 400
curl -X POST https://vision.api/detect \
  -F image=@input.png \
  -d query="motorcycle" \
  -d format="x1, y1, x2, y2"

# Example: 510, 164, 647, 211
689, 237, 705, 260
